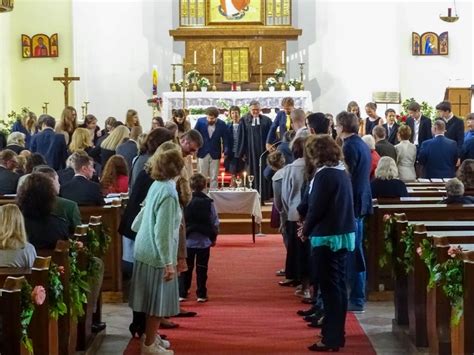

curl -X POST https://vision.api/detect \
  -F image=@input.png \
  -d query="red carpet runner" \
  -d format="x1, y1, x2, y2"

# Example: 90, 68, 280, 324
124, 235, 375, 354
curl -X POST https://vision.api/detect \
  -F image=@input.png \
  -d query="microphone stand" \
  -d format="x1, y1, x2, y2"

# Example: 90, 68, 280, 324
256, 140, 282, 238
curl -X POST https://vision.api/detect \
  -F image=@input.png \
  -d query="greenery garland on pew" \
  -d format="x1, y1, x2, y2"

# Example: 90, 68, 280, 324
379, 214, 397, 268
48, 263, 67, 319
20, 281, 46, 354
69, 240, 90, 321
397, 224, 415, 274
417, 238, 439, 289
441, 246, 464, 325
87, 225, 111, 258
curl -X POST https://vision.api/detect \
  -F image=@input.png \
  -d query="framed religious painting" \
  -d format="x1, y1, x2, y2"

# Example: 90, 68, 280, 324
412, 31, 448, 56
22, 33, 59, 58
207, 0, 264, 25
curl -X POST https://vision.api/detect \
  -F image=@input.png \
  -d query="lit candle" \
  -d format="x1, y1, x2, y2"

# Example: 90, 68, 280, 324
243, 171, 247, 188
259, 46, 262, 64
193, 50, 197, 65
213, 48, 216, 65
281, 50, 285, 65
221, 172, 225, 188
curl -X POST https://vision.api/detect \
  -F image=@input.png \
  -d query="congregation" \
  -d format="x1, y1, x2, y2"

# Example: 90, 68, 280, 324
1, 97, 474, 354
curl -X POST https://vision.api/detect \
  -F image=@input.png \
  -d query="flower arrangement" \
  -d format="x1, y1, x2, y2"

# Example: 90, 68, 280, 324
21, 282, 46, 353
186, 69, 200, 82
274, 68, 286, 79
441, 246, 464, 324
197, 77, 210, 88
0, 107, 31, 136
397, 224, 415, 274
379, 214, 397, 268
265, 77, 277, 88
287, 78, 302, 90
48, 263, 67, 320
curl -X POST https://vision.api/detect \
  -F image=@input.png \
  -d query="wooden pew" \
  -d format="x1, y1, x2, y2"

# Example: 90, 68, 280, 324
0, 276, 26, 355
0, 257, 54, 355
410, 230, 474, 351
452, 246, 474, 355
367, 204, 474, 295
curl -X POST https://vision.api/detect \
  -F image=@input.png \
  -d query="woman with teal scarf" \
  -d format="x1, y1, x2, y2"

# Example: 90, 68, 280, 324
303, 135, 356, 352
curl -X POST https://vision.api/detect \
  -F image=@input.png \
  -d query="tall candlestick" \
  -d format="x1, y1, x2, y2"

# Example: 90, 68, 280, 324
281, 50, 285, 65
213, 49, 216, 65
299, 51, 303, 64
259, 46, 262, 64
243, 171, 247, 189
193, 51, 197, 65
221, 172, 225, 189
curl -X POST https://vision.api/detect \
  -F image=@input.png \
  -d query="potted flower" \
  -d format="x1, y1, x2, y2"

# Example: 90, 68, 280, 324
265, 77, 277, 92
287, 78, 301, 91
186, 69, 200, 83
274, 68, 286, 83
198, 77, 210, 92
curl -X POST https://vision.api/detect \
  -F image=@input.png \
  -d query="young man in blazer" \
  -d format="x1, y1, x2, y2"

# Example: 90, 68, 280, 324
266, 97, 295, 151
436, 100, 464, 152
194, 106, 228, 189
405, 101, 432, 148
382, 108, 400, 145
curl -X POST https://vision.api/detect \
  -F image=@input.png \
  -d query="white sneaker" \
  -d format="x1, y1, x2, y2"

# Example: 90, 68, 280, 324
179, 297, 187, 302
141, 336, 171, 351
141, 341, 173, 354
197, 297, 208, 303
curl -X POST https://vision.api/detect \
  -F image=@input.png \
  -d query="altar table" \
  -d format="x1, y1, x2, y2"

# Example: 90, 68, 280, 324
161, 90, 313, 121
208, 189, 262, 243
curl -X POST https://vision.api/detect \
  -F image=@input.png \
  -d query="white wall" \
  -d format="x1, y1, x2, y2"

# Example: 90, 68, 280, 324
0, 14, 12, 119
72, 0, 473, 128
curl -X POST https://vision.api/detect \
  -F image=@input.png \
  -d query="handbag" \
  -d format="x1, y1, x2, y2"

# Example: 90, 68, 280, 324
131, 202, 146, 233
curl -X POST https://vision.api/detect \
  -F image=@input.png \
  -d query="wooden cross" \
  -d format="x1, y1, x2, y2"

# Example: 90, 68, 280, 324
53, 67, 80, 107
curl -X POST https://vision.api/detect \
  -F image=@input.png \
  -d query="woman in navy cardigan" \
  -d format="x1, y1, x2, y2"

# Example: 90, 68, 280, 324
303, 135, 356, 352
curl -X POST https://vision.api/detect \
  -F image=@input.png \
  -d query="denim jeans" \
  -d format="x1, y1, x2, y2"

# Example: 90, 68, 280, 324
346, 217, 366, 308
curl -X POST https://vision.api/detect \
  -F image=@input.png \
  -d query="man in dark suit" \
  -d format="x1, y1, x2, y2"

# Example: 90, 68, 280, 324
436, 100, 464, 152
405, 101, 432, 148
60, 154, 104, 206
0, 149, 19, 194
382, 109, 400, 145
30, 114, 68, 170
116, 126, 142, 173
461, 136, 474, 161
194, 107, 228, 189
373, 125, 397, 161
266, 97, 294, 150
418, 120, 458, 178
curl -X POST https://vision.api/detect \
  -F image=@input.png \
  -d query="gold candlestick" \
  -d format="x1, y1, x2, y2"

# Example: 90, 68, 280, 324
83, 101, 90, 115
298, 62, 305, 91
42, 102, 49, 114
258, 64, 263, 91
171, 64, 178, 91
280, 76, 286, 91
212, 64, 217, 91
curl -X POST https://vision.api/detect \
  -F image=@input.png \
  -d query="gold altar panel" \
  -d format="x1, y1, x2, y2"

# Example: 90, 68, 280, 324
222, 48, 249, 82
207, 0, 264, 25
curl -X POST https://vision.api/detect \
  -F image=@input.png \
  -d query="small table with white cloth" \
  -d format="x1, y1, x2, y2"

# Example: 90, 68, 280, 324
208, 189, 262, 243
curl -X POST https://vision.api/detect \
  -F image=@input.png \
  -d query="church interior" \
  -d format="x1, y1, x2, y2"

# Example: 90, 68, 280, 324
0, 0, 474, 354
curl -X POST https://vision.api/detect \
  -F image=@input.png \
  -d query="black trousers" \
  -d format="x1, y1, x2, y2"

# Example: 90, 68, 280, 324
314, 246, 348, 347
180, 247, 210, 299
284, 221, 299, 280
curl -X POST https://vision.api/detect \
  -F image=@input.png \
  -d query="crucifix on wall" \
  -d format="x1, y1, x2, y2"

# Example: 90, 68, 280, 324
53, 67, 80, 107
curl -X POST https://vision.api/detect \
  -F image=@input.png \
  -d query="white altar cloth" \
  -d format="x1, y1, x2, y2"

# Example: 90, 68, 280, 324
161, 90, 313, 121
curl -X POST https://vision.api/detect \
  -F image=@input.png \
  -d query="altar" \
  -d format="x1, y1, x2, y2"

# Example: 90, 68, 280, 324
160, 90, 313, 121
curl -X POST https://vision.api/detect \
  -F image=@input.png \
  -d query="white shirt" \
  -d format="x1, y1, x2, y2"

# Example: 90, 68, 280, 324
251, 116, 260, 126
414, 118, 421, 146
207, 124, 216, 138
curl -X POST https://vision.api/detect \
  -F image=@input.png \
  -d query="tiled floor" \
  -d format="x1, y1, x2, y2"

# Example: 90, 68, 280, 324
97, 301, 414, 354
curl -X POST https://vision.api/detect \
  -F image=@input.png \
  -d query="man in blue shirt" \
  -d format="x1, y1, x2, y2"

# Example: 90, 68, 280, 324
464, 113, 474, 141
266, 97, 295, 151
194, 107, 228, 189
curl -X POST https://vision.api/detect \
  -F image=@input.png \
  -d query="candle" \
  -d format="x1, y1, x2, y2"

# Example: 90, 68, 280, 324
299, 51, 303, 63
448, 7, 452, 16
243, 171, 247, 188
193, 50, 197, 65
259, 46, 262, 64
221, 172, 225, 188
281, 50, 285, 65
213, 49, 216, 65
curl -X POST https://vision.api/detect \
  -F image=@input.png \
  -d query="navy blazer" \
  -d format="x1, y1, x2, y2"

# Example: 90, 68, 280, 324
382, 123, 400, 145
445, 116, 465, 151
342, 134, 373, 217
405, 115, 432, 146
266, 110, 289, 145
60, 175, 105, 206
30, 128, 68, 171
194, 117, 228, 160
461, 137, 474, 162
418, 135, 458, 178
224, 122, 239, 158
